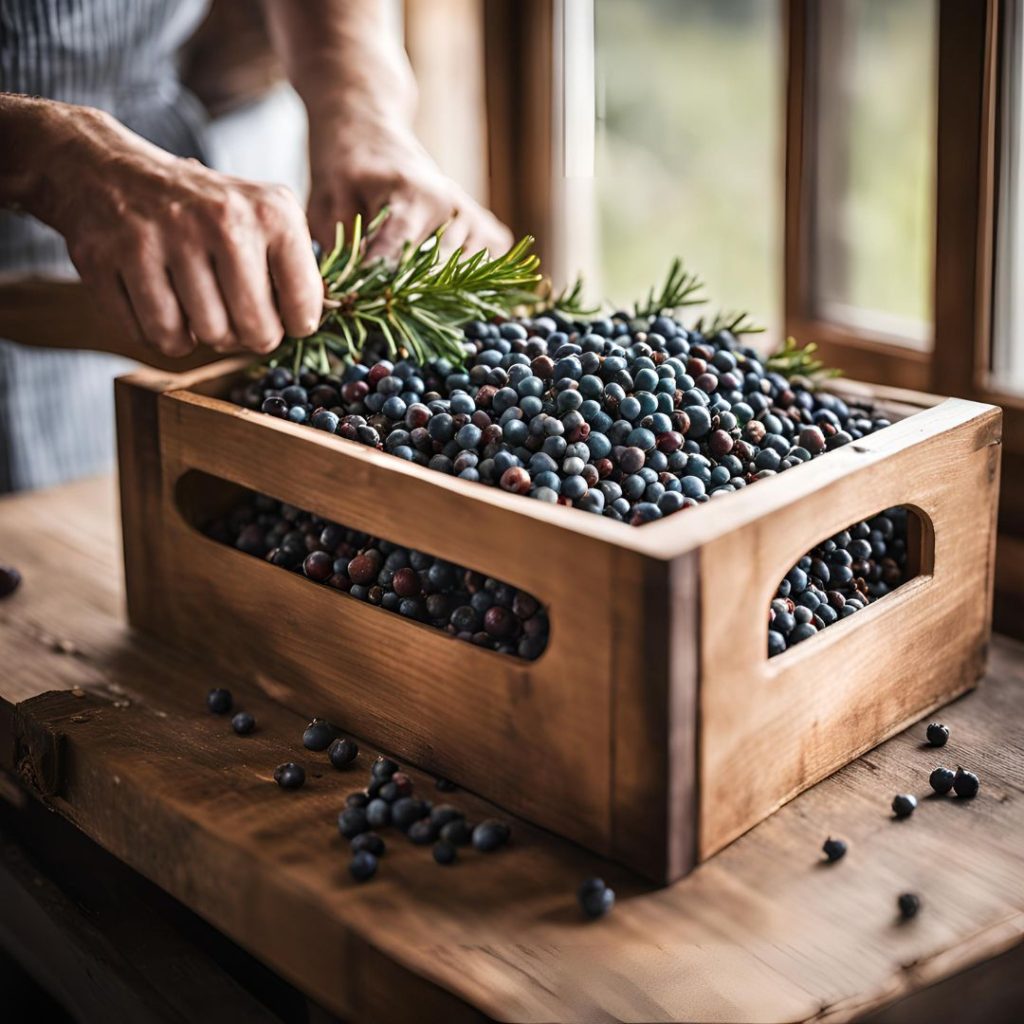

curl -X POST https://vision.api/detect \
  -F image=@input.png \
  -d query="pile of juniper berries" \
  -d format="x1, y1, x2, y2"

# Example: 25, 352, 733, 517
768, 508, 909, 657
234, 313, 891, 526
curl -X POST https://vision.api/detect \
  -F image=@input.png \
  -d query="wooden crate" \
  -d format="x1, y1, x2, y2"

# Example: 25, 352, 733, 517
116, 363, 1002, 883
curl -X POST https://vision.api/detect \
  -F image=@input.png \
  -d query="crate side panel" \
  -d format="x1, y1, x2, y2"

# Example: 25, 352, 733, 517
699, 406, 1002, 858
609, 549, 699, 883
151, 400, 623, 852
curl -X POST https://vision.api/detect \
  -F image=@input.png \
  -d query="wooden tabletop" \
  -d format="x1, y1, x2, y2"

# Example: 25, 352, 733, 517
1, 475, 1022, 1024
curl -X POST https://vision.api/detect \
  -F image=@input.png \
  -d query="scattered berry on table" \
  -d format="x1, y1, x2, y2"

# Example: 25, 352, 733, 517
433, 840, 457, 865
892, 794, 918, 819
351, 832, 385, 857
328, 737, 359, 769
430, 805, 465, 829
389, 772, 414, 798
346, 791, 369, 808
822, 837, 848, 862
472, 819, 510, 852
440, 819, 473, 846
371, 756, 400, 780
338, 807, 369, 838
926, 723, 950, 747
953, 767, 980, 799
366, 798, 392, 829
929, 767, 956, 795
897, 892, 921, 920
578, 878, 615, 919
274, 763, 305, 789
408, 818, 439, 844
349, 851, 378, 882
303, 718, 337, 751
0, 565, 22, 599
231, 711, 255, 735
206, 688, 233, 715
392, 797, 430, 831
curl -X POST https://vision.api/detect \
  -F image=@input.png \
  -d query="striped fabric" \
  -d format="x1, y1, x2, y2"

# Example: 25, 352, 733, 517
0, 0, 210, 492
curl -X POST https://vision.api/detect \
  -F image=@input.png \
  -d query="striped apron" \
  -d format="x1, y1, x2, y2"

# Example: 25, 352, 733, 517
0, 0, 210, 492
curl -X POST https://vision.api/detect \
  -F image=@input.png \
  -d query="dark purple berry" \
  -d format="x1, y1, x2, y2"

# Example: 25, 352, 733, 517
328, 737, 359, 768
207, 688, 233, 715
371, 756, 400, 780
471, 819, 510, 852
430, 805, 464, 829
892, 794, 917, 819
929, 767, 955, 795
0, 565, 22, 599
303, 551, 333, 581
346, 791, 369, 808
351, 832, 385, 857
926, 723, 950, 747
433, 840, 457, 865
349, 851, 377, 882
822, 837, 847, 862
274, 763, 305, 789
897, 892, 920, 919
231, 711, 255, 735
408, 818, 439, 844
578, 878, 615, 919
439, 819, 473, 846
338, 807, 368, 838
366, 798, 391, 829
303, 718, 337, 751
392, 798, 429, 831
953, 767, 980, 798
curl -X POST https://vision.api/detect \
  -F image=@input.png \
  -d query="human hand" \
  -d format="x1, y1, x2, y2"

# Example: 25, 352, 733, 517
307, 117, 512, 261
39, 103, 323, 357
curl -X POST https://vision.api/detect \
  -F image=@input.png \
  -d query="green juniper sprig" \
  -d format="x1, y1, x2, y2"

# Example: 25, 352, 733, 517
692, 309, 765, 337
765, 335, 842, 387
274, 209, 542, 374
633, 257, 705, 318
547, 275, 602, 319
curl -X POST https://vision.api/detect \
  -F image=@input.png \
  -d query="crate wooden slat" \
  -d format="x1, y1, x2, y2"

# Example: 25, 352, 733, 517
116, 363, 1002, 881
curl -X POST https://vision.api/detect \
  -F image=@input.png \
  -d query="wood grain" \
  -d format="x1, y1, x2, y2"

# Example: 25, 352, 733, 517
0, 476, 1022, 1022
0, 277, 224, 371
0, 825, 286, 1024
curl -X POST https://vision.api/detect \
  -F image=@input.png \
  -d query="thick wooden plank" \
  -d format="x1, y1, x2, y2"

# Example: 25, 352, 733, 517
0, 277, 223, 371
0, 824, 287, 1024
1, 476, 1023, 1023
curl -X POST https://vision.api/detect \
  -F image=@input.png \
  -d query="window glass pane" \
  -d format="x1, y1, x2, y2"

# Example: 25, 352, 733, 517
811, 0, 936, 348
556, 0, 783, 334
993, 0, 1024, 395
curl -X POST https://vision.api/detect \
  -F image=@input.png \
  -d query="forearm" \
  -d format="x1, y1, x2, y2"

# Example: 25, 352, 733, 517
261, 0, 417, 131
0, 94, 81, 219
0, 94, 173, 229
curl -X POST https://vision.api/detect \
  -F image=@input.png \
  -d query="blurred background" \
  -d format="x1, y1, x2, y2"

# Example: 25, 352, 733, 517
186, 0, 1019, 633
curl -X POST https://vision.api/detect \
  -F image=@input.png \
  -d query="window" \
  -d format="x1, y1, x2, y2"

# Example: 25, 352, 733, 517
809, 0, 936, 349
553, 0, 784, 331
